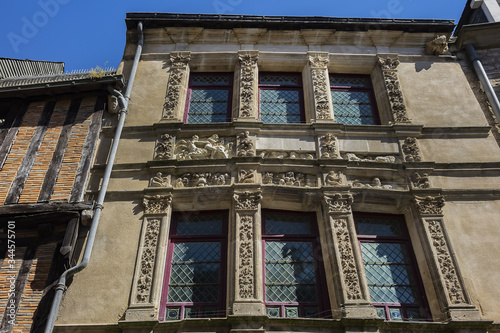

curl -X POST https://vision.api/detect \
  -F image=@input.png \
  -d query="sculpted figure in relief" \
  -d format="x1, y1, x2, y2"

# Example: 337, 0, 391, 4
175, 134, 233, 160
151, 172, 170, 187
238, 169, 255, 184
325, 171, 343, 186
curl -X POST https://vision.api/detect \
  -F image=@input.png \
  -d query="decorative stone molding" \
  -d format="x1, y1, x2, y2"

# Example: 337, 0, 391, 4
258, 150, 315, 159
350, 177, 393, 190
332, 218, 363, 300
143, 194, 172, 215
424, 219, 467, 304
426, 35, 449, 56
162, 52, 191, 120
233, 191, 262, 211
324, 193, 353, 214
238, 51, 259, 119
174, 134, 233, 160
345, 153, 396, 163
237, 131, 256, 157
173, 172, 229, 188
262, 171, 314, 187
319, 134, 339, 159
136, 218, 161, 303
154, 134, 175, 160
411, 172, 431, 189
309, 53, 332, 120
402, 137, 422, 162
324, 170, 344, 186
238, 169, 256, 184
414, 195, 445, 215
150, 172, 170, 188
378, 56, 411, 124
238, 215, 255, 299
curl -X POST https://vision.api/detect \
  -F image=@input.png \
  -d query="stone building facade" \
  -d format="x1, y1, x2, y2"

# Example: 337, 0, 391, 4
53, 13, 500, 333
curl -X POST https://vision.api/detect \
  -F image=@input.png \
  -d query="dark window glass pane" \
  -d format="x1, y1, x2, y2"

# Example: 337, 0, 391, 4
265, 212, 311, 235
187, 89, 229, 123
331, 90, 376, 125
191, 74, 230, 86
260, 74, 299, 86
330, 76, 370, 88
176, 214, 223, 235
260, 89, 301, 123
265, 241, 317, 303
356, 216, 403, 237
168, 242, 221, 303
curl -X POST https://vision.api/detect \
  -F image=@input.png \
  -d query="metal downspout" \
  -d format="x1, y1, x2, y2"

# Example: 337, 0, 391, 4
466, 43, 500, 121
44, 21, 143, 333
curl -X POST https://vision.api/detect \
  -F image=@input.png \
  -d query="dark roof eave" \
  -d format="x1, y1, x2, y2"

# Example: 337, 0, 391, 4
125, 12, 455, 33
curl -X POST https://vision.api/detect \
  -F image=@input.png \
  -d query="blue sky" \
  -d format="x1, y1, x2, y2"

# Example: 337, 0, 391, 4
1, 0, 467, 72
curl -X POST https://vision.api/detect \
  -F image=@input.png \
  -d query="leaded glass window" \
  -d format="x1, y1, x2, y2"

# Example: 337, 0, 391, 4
262, 210, 329, 318
161, 211, 227, 321
330, 74, 379, 125
259, 73, 304, 124
185, 73, 232, 124
355, 214, 429, 321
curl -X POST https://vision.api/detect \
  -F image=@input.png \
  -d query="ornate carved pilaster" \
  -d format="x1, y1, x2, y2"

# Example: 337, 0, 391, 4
378, 56, 411, 124
414, 196, 481, 321
230, 190, 264, 316
162, 51, 191, 120
322, 193, 376, 318
237, 51, 259, 120
308, 52, 333, 121
402, 137, 422, 162
135, 218, 161, 304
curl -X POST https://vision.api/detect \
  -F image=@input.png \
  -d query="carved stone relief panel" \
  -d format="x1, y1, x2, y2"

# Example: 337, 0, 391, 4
238, 214, 255, 299
258, 150, 315, 159
331, 217, 363, 301
344, 153, 397, 163
143, 194, 172, 215
309, 53, 332, 120
378, 56, 411, 124
238, 169, 256, 184
136, 218, 161, 303
414, 195, 445, 216
319, 134, 340, 159
233, 191, 262, 211
349, 177, 397, 190
237, 131, 256, 157
238, 51, 259, 119
150, 172, 170, 188
163, 52, 191, 120
324, 170, 345, 186
324, 193, 353, 214
154, 134, 175, 160
173, 172, 230, 188
410, 172, 431, 189
262, 171, 315, 187
424, 219, 467, 305
402, 137, 422, 162
174, 134, 233, 160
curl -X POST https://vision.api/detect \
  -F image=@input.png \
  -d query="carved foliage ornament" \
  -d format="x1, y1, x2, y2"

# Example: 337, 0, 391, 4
378, 56, 411, 124
425, 219, 467, 304
233, 191, 262, 210
414, 196, 445, 215
239, 52, 259, 118
238, 215, 254, 298
402, 137, 422, 162
324, 193, 353, 214
163, 52, 191, 119
332, 218, 363, 300
136, 218, 160, 303
155, 134, 175, 160
143, 194, 172, 215
309, 54, 331, 120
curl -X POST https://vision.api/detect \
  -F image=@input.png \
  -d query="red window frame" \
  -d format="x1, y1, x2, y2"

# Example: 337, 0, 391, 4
261, 209, 330, 318
159, 210, 228, 321
329, 74, 380, 125
354, 212, 430, 321
258, 72, 305, 124
184, 72, 233, 123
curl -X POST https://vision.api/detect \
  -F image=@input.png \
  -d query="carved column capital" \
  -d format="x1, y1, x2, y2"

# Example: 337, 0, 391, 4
308, 53, 330, 68
233, 191, 262, 211
143, 194, 172, 215
169, 51, 191, 69
414, 195, 445, 216
324, 193, 353, 214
